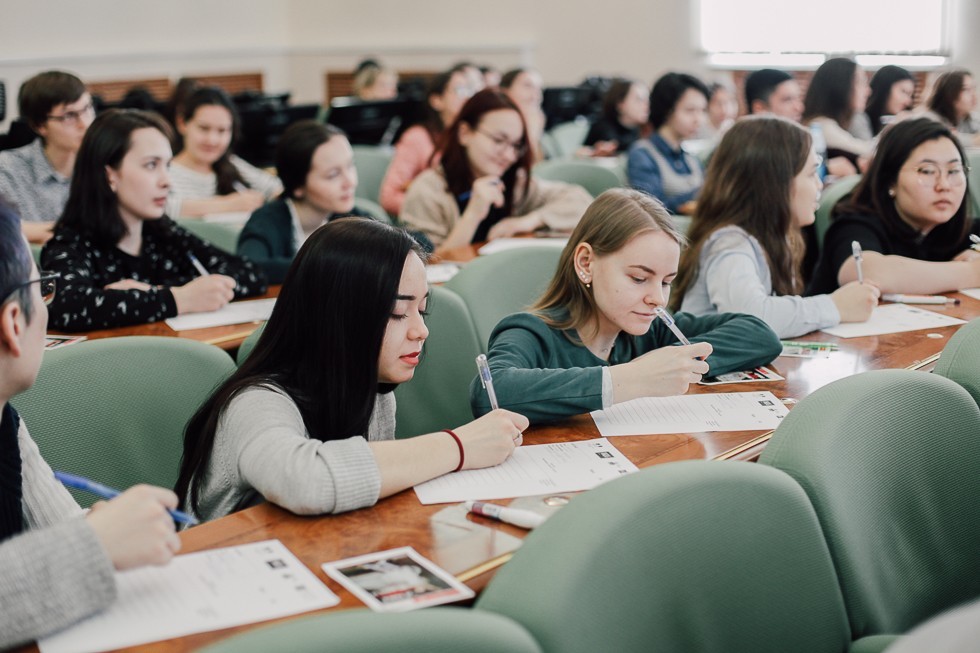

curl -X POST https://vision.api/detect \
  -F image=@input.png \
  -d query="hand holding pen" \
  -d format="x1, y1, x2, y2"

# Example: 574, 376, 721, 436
56, 471, 198, 525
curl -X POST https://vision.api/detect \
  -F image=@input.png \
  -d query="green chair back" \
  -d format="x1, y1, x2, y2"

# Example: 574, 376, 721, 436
444, 245, 562, 349
176, 219, 241, 254
814, 174, 860, 248
354, 197, 394, 224
934, 317, 980, 406
477, 460, 852, 653
760, 369, 980, 637
13, 337, 235, 505
199, 608, 541, 653
967, 149, 980, 218
394, 285, 482, 437
541, 120, 590, 159
236, 323, 266, 366
352, 145, 394, 204
30, 243, 43, 267
532, 159, 619, 197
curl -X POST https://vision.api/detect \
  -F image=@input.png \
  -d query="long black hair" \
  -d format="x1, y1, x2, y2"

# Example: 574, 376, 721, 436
175, 218, 424, 513
55, 109, 175, 246
838, 118, 970, 258
803, 58, 860, 129
178, 86, 247, 195
866, 66, 914, 136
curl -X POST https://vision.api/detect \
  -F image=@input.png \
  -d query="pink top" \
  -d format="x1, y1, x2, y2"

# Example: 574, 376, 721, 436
380, 125, 437, 216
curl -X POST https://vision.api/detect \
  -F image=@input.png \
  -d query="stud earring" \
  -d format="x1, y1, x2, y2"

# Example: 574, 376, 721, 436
888, 189, 896, 197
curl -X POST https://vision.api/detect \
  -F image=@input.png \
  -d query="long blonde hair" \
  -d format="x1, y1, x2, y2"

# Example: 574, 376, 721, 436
532, 188, 683, 340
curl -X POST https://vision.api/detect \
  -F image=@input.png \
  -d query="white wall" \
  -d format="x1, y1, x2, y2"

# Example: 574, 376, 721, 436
1, 0, 978, 128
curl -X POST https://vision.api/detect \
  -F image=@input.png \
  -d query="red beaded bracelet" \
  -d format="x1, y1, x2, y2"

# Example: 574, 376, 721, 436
443, 429, 464, 472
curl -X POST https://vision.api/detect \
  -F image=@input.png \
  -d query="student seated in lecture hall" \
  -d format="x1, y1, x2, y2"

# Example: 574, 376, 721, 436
41, 109, 267, 332
176, 218, 528, 524
379, 65, 477, 216
802, 58, 872, 174
627, 72, 709, 215
400, 89, 592, 257
673, 116, 879, 339
927, 69, 980, 148
582, 77, 650, 157
238, 121, 382, 284
500, 68, 546, 161
808, 117, 980, 296
865, 65, 915, 137
165, 86, 282, 219
470, 188, 782, 425
0, 205, 180, 649
352, 59, 399, 101
0, 71, 95, 245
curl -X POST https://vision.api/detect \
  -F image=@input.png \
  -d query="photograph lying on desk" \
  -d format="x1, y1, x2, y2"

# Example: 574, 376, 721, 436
44, 334, 87, 350
322, 547, 474, 612
698, 366, 784, 385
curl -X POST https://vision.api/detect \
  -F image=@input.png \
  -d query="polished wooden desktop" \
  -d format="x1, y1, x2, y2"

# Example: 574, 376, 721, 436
46, 286, 281, 351
27, 292, 967, 653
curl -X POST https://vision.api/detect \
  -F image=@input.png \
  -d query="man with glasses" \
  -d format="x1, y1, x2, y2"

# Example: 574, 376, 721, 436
0, 71, 95, 244
0, 204, 181, 648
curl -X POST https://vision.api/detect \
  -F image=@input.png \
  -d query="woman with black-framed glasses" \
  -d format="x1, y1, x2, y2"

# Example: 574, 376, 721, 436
808, 118, 980, 296
400, 89, 591, 257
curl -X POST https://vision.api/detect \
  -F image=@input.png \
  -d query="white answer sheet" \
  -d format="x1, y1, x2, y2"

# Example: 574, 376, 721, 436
591, 391, 789, 437
819, 303, 965, 338
477, 237, 567, 256
413, 439, 637, 504
960, 288, 980, 301
39, 539, 338, 653
164, 297, 276, 330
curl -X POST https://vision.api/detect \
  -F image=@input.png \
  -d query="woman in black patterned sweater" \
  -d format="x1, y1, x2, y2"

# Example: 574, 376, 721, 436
41, 110, 266, 332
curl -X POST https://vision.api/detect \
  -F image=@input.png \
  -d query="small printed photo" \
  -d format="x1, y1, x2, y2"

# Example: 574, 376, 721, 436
322, 547, 474, 612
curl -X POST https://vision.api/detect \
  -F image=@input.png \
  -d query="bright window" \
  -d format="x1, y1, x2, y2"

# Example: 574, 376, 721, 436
699, 0, 947, 61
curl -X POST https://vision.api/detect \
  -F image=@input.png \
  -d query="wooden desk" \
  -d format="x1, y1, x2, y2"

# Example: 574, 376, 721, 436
47, 287, 280, 352
21, 294, 979, 652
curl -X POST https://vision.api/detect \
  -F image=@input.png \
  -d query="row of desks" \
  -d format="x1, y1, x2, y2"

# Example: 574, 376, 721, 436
32, 252, 980, 652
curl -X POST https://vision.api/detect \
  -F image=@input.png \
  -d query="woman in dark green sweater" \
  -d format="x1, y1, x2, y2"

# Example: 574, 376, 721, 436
470, 188, 782, 424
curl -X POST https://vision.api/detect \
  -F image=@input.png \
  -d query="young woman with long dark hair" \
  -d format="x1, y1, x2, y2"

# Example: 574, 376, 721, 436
176, 218, 526, 522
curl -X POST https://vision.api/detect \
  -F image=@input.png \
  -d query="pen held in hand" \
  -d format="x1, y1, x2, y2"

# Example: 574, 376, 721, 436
54, 471, 198, 525
475, 354, 500, 411
187, 253, 210, 277
851, 241, 864, 284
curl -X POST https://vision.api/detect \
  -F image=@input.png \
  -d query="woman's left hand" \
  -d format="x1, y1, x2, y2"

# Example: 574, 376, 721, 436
953, 248, 980, 262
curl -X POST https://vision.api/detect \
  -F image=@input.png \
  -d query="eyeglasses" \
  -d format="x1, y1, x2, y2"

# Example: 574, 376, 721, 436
904, 164, 969, 188
46, 101, 94, 126
2, 272, 60, 307
477, 129, 528, 158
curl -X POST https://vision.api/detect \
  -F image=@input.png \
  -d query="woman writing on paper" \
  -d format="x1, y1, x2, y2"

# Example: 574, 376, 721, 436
166, 87, 282, 218
469, 188, 781, 424
400, 89, 591, 257
42, 109, 266, 332
808, 118, 980, 296
673, 116, 879, 338
176, 218, 527, 523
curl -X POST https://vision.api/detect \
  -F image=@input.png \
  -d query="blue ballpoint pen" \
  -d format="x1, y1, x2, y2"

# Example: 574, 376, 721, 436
187, 252, 210, 277
55, 471, 199, 525
475, 354, 500, 410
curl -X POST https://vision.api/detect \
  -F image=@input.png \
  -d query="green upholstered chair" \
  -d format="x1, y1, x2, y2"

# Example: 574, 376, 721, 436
393, 285, 482, 438
967, 149, 980, 218
176, 219, 241, 254
933, 316, 980, 406
541, 119, 590, 159
760, 369, 980, 638
814, 174, 861, 248
477, 460, 865, 653
30, 243, 43, 266
236, 322, 266, 366
198, 608, 541, 653
354, 197, 394, 224
532, 159, 619, 197
444, 245, 562, 349
13, 336, 235, 506
352, 145, 394, 205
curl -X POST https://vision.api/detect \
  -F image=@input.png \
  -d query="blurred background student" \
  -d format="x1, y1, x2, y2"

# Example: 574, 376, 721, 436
379, 66, 477, 216
865, 65, 915, 136
927, 69, 980, 147
802, 57, 872, 173
0, 71, 94, 244
628, 72, 709, 214
166, 87, 282, 218
43, 110, 266, 332
583, 77, 649, 156
353, 59, 399, 101
500, 68, 546, 161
